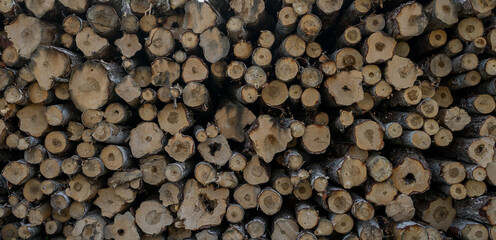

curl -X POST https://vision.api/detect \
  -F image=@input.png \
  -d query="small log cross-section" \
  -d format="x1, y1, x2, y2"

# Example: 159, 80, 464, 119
387, 2, 428, 40
183, 0, 219, 34
129, 122, 164, 158
72, 213, 107, 240
346, 120, 384, 151
135, 200, 173, 235
104, 211, 140, 240
29, 46, 81, 90
301, 124, 331, 154
248, 115, 293, 163
214, 100, 256, 142
158, 103, 194, 135
386, 194, 415, 222
200, 27, 230, 63
326, 157, 367, 189
165, 133, 195, 162
198, 134, 232, 166
323, 70, 364, 106
69, 60, 124, 112
416, 194, 456, 231
93, 188, 128, 218
177, 179, 229, 230
5, 14, 57, 59
390, 149, 431, 195
384, 55, 423, 90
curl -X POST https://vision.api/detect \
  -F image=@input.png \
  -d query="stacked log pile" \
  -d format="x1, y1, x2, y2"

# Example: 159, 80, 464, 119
2, 0, 496, 239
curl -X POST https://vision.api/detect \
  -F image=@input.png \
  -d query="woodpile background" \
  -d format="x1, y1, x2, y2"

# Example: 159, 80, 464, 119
1, 0, 496, 239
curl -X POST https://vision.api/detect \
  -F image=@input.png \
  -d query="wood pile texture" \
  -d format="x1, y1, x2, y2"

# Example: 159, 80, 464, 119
2, 0, 496, 239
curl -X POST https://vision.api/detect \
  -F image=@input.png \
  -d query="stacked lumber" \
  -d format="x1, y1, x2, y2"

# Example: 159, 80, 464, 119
1, 0, 496, 239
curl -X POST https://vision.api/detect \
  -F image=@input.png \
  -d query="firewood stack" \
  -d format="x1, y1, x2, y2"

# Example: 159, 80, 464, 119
2, 0, 496, 239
